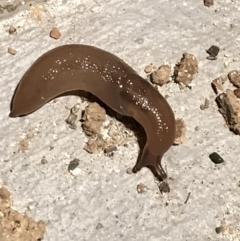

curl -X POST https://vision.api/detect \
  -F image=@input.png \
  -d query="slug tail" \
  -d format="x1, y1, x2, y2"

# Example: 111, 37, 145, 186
132, 145, 167, 181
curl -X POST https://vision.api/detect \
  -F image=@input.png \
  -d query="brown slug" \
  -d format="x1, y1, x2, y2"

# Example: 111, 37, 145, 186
9, 44, 176, 181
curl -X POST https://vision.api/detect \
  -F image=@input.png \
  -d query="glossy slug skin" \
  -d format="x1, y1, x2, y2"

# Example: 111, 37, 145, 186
9, 44, 176, 181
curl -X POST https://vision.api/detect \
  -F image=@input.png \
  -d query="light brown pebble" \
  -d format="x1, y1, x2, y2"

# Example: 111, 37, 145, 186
144, 65, 153, 74
65, 103, 81, 128
234, 88, 240, 98
137, 183, 148, 194
8, 47, 17, 55
50, 27, 62, 39
228, 70, 240, 88
216, 89, 240, 135
151, 65, 171, 86
174, 119, 186, 145
84, 138, 106, 153
82, 102, 106, 136
174, 52, 198, 87
211, 75, 227, 94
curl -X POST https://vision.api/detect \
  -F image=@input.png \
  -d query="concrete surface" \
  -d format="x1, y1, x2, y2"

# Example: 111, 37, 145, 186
1, 0, 240, 240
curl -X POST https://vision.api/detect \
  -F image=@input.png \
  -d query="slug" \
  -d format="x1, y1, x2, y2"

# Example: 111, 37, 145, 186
9, 44, 176, 181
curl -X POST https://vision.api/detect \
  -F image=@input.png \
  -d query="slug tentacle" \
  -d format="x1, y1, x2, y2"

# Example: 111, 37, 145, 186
132, 145, 167, 181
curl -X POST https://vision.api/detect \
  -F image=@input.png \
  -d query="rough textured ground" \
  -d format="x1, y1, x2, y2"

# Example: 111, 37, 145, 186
1, 0, 240, 240
0, 186, 46, 241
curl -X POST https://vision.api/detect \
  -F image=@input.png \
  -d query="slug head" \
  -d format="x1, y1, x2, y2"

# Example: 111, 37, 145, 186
132, 144, 167, 181
9, 75, 49, 117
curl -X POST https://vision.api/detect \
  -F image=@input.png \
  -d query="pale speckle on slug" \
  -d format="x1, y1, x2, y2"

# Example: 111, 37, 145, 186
41, 52, 166, 135
131, 93, 165, 135
49, 54, 128, 86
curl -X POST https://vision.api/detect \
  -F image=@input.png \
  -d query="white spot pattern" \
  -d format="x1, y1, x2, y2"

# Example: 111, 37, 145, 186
41, 51, 167, 135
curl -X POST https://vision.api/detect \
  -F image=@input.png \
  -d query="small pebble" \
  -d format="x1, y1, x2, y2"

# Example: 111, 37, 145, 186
137, 183, 148, 194
50, 27, 62, 39
66, 104, 81, 128
96, 223, 103, 230
68, 158, 80, 171
158, 181, 170, 193
174, 52, 198, 86
151, 65, 171, 86
69, 123, 77, 130
104, 145, 117, 155
234, 88, 240, 98
8, 47, 17, 55
8, 25, 16, 34
211, 75, 227, 94
71, 103, 81, 115
144, 65, 153, 74
206, 45, 219, 60
174, 119, 186, 145
200, 98, 210, 110
126, 167, 133, 174
209, 152, 224, 164
204, 0, 214, 7
215, 226, 223, 234
41, 156, 48, 164
215, 220, 233, 235
228, 70, 240, 88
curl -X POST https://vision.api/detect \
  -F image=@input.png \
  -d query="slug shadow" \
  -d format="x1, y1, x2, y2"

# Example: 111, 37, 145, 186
9, 89, 153, 178
58, 91, 150, 177
67, 90, 146, 152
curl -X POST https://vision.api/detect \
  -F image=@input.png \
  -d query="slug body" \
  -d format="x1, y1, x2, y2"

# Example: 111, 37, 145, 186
9, 44, 176, 181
